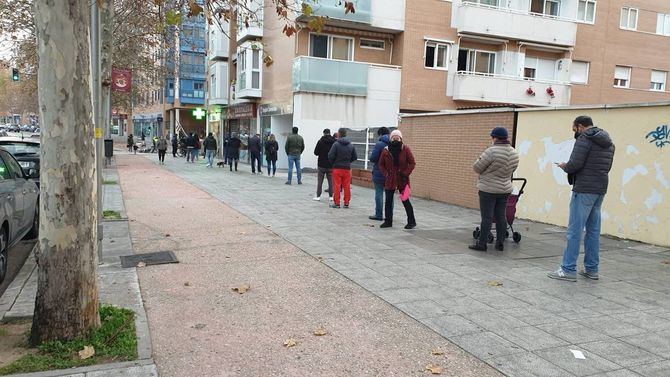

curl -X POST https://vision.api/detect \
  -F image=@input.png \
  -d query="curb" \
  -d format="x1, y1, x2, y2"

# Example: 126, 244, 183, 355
0, 248, 37, 323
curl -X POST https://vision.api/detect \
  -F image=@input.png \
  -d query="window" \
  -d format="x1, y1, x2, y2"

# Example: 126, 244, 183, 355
577, 0, 596, 23
458, 49, 496, 74
251, 49, 261, 89
238, 49, 247, 89
360, 39, 385, 50
466, 0, 499, 5
0, 155, 11, 180
531, 0, 560, 16
620, 7, 638, 30
570, 61, 590, 84
424, 41, 449, 69
309, 34, 353, 61
657, 14, 670, 36
194, 82, 205, 98
210, 74, 216, 98
651, 70, 667, 91
168, 82, 174, 97
524, 57, 556, 81
614, 66, 631, 88
2, 151, 24, 179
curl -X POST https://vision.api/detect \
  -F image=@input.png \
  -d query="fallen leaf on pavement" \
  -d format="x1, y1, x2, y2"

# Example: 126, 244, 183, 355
137, 262, 146, 268
78, 345, 95, 360
317, 256, 324, 262
283, 338, 298, 348
232, 284, 250, 294
184, 282, 191, 287
431, 348, 444, 355
487, 280, 503, 287
193, 323, 206, 329
238, 231, 247, 235
662, 260, 670, 265
165, 234, 171, 237
313, 327, 327, 336
425, 364, 443, 374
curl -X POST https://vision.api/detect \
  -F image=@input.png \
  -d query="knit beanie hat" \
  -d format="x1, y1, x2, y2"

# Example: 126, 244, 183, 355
490, 127, 509, 139
390, 130, 403, 140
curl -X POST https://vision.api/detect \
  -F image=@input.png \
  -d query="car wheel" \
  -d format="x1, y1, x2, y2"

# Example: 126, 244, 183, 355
0, 230, 7, 284
26, 204, 39, 239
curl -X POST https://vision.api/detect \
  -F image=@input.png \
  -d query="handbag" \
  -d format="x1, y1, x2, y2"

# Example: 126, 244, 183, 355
400, 184, 411, 201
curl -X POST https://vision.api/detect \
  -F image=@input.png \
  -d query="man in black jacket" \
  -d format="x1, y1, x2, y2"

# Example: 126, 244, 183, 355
313, 129, 335, 201
548, 116, 615, 282
249, 133, 262, 174
328, 128, 358, 208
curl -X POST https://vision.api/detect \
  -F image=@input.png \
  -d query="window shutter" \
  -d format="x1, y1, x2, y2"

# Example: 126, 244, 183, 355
570, 61, 589, 83
615, 66, 630, 80
651, 70, 667, 84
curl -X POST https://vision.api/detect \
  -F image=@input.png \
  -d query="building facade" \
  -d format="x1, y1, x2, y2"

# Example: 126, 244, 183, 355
212, 0, 670, 168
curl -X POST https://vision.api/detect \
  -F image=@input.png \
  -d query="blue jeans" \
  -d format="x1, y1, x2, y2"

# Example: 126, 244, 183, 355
561, 192, 605, 274
191, 148, 199, 161
205, 150, 216, 166
374, 182, 389, 219
287, 155, 301, 183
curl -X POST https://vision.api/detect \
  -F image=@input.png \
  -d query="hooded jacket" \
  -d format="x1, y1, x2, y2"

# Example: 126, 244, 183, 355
203, 135, 217, 151
369, 134, 390, 184
563, 127, 615, 194
314, 134, 336, 168
328, 137, 358, 169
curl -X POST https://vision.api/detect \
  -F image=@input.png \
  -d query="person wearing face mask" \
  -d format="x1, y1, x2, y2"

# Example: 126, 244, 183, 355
469, 127, 519, 252
378, 130, 416, 229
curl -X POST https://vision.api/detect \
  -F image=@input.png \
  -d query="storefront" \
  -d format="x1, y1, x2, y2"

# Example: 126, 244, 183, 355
223, 103, 257, 164
131, 113, 163, 140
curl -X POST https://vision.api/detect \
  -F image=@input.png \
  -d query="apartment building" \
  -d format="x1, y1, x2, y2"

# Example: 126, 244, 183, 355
212, 0, 670, 168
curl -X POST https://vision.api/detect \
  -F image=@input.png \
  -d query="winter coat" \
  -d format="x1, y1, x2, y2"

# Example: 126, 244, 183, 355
203, 136, 218, 151
171, 136, 178, 147
249, 135, 262, 155
563, 127, 615, 194
185, 135, 196, 148
314, 135, 336, 169
127, 135, 134, 147
327, 137, 358, 169
194, 137, 201, 149
226, 137, 241, 159
379, 144, 415, 191
265, 140, 279, 162
473, 141, 520, 194
285, 133, 305, 156
157, 138, 168, 151
369, 134, 390, 184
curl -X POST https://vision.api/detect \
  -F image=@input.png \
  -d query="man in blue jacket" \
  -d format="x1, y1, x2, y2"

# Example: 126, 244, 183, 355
368, 127, 391, 220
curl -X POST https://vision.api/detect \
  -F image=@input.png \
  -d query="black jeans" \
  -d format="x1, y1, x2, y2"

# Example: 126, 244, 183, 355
384, 189, 416, 225
251, 152, 261, 173
478, 191, 509, 246
266, 160, 276, 175
172, 145, 177, 157
316, 167, 333, 197
158, 149, 166, 162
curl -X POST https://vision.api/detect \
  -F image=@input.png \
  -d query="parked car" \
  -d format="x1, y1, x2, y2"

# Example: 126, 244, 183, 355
0, 138, 40, 188
0, 148, 39, 283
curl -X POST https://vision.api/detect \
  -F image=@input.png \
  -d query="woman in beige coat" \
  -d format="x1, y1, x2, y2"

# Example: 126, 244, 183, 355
470, 127, 520, 252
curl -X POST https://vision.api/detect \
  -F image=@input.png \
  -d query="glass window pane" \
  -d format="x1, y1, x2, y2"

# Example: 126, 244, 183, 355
630, 9, 637, 28
310, 34, 328, 58
475, 52, 493, 73
252, 72, 260, 89
425, 44, 436, 67
620, 9, 628, 28
578, 1, 586, 20
665, 15, 670, 35
252, 50, 260, 69
586, 2, 595, 21
331, 37, 352, 60
437, 45, 448, 68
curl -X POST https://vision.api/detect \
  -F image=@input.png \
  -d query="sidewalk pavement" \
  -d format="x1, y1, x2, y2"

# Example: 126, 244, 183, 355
117, 154, 503, 376
0, 166, 157, 377
144, 153, 670, 377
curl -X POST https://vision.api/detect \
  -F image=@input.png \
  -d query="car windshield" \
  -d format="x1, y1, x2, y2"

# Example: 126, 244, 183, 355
0, 142, 40, 155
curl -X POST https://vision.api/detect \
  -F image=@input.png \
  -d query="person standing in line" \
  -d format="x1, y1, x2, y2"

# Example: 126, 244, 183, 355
265, 134, 279, 177
203, 132, 218, 168
313, 128, 335, 201
548, 116, 615, 282
192, 133, 201, 162
285, 127, 305, 185
249, 133, 262, 175
157, 135, 168, 164
469, 127, 519, 252
171, 134, 178, 158
328, 128, 358, 208
226, 132, 241, 171
127, 134, 134, 153
185, 132, 195, 163
369, 127, 391, 221
379, 130, 416, 229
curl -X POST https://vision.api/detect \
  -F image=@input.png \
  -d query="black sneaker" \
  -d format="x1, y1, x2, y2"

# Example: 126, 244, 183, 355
369, 216, 383, 221
468, 244, 487, 252
380, 222, 392, 228
329, 203, 340, 208
343, 204, 349, 209
285, 181, 291, 185
495, 243, 504, 251
404, 223, 416, 230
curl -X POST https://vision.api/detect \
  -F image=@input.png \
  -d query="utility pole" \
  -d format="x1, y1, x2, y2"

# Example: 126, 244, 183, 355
91, 1, 103, 261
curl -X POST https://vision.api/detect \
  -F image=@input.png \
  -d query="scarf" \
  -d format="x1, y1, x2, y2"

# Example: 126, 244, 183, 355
389, 141, 402, 166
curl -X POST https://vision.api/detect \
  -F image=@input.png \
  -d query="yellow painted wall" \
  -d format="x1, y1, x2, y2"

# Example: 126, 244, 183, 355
515, 105, 670, 247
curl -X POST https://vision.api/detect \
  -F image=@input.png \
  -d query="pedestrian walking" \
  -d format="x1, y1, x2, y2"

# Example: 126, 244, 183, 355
171, 134, 178, 158
378, 130, 416, 229
157, 135, 168, 164
368, 127, 391, 221
203, 132, 218, 167
265, 134, 279, 177
226, 133, 241, 171
328, 128, 357, 208
313, 128, 335, 201
285, 127, 305, 185
185, 133, 195, 162
151, 136, 158, 153
249, 133, 262, 174
469, 127, 519, 252
193, 134, 201, 162
548, 116, 615, 282
127, 134, 134, 153
141, 131, 146, 142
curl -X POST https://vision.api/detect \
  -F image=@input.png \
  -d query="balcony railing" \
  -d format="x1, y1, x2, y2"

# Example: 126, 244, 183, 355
301, 0, 371, 24
292, 56, 369, 96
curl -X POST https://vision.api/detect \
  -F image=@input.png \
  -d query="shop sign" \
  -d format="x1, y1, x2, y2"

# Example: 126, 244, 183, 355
225, 103, 257, 119
259, 103, 292, 117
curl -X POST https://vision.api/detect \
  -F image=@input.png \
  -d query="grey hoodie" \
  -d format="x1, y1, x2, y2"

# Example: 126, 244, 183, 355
564, 127, 615, 194
328, 137, 358, 169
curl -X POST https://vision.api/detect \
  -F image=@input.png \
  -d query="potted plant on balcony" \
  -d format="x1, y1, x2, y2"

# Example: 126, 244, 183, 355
526, 87, 536, 96
546, 86, 555, 98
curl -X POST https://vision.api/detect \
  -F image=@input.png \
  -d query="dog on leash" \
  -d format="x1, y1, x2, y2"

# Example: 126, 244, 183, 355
216, 161, 225, 167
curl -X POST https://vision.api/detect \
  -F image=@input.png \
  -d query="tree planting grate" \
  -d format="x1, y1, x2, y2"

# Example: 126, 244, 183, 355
120, 251, 179, 268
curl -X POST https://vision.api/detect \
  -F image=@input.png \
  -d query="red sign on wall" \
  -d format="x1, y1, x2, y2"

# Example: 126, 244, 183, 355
112, 67, 132, 93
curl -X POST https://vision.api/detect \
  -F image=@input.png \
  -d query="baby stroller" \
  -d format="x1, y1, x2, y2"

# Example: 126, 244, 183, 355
473, 178, 527, 244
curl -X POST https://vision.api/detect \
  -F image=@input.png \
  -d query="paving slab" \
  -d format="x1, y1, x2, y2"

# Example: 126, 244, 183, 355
533, 345, 621, 376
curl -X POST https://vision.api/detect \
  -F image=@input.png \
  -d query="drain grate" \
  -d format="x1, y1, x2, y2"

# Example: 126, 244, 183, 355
120, 251, 179, 268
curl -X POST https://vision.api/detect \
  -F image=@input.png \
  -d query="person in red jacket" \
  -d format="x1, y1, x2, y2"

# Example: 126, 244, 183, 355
379, 130, 416, 229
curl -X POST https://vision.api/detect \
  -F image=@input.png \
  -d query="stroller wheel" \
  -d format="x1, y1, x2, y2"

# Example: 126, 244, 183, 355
488, 233, 495, 244
513, 232, 522, 243
505, 230, 510, 238
473, 228, 480, 239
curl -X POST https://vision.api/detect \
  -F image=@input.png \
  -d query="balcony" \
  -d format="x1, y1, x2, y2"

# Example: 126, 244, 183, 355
300, 0, 404, 32
302, 0, 371, 24
452, 72, 571, 107
293, 56, 369, 96
237, 0, 263, 43
452, 1, 577, 46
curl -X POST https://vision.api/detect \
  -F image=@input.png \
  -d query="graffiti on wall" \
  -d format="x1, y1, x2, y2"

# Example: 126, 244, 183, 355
646, 125, 669, 148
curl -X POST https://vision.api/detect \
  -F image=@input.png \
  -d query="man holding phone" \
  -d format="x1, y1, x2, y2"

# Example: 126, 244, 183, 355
548, 116, 615, 282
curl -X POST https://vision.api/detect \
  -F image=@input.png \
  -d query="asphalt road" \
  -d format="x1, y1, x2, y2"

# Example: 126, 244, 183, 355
0, 240, 36, 297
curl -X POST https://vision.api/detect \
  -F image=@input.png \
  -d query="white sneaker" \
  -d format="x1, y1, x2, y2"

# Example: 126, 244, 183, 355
313, 196, 321, 201
329, 197, 334, 202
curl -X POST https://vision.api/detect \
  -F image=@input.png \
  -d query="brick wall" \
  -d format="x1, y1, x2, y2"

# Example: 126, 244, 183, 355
398, 111, 515, 209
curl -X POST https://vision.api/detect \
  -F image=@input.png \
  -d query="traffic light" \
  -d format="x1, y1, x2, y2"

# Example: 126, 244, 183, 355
11, 68, 19, 82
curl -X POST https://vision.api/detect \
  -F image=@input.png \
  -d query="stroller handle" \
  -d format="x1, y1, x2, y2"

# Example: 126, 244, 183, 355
512, 177, 527, 195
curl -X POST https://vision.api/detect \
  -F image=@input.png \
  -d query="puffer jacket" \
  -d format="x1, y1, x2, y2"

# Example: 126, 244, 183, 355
473, 141, 520, 194
563, 127, 615, 194
328, 137, 358, 169
369, 134, 390, 184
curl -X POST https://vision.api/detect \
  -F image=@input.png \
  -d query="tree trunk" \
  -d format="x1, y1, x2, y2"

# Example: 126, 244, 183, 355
31, 0, 100, 345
